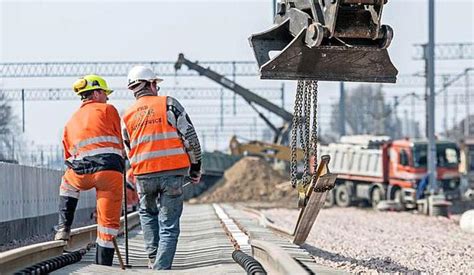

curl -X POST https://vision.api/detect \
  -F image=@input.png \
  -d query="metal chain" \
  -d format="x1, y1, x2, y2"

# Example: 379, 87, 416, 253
310, 81, 318, 183
302, 81, 311, 180
290, 80, 319, 188
291, 80, 304, 188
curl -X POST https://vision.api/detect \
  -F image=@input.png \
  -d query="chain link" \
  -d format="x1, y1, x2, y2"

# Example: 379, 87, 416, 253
302, 81, 311, 180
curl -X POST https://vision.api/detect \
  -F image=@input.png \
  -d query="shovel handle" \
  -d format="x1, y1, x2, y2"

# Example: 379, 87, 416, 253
112, 238, 125, 270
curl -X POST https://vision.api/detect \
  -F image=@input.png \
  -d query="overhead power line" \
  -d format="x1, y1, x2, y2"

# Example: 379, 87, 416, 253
388, 73, 473, 87
413, 43, 474, 60
0, 61, 258, 78
0, 87, 284, 101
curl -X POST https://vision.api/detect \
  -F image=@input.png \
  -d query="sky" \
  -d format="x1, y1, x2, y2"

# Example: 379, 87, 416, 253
0, 0, 473, 154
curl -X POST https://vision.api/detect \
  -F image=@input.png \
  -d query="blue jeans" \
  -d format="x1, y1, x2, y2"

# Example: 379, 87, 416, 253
136, 175, 184, 270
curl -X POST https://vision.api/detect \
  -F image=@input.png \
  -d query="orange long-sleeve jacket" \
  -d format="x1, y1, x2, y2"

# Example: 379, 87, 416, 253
62, 101, 124, 174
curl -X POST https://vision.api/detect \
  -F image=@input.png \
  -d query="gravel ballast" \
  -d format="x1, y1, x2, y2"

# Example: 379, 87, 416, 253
262, 207, 474, 273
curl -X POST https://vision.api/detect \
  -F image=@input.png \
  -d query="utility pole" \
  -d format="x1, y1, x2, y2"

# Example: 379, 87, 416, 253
272, 0, 277, 17
339, 82, 346, 136
424, 55, 429, 138
465, 71, 471, 137
443, 76, 448, 134
426, 0, 437, 195
21, 89, 25, 133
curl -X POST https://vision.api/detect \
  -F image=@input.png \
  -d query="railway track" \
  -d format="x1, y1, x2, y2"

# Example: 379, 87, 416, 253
0, 204, 343, 274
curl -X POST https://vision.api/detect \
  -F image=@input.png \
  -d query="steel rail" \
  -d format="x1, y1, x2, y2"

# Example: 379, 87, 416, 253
240, 206, 294, 237
251, 240, 309, 275
0, 212, 139, 274
214, 204, 312, 274
220, 204, 312, 275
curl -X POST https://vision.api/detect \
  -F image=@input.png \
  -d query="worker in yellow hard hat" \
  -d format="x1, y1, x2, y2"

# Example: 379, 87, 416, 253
72, 74, 113, 98
55, 74, 125, 266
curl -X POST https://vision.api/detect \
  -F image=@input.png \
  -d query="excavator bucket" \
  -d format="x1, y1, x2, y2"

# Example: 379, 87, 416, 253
249, 0, 398, 83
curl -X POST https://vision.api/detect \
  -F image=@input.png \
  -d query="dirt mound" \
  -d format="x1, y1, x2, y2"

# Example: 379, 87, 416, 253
195, 157, 296, 205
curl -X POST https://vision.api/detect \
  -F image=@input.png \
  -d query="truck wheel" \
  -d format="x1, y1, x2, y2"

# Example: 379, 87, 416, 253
324, 190, 335, 208
371, 187, 383, 210
394, 189, 406, 211
335, 185, 351, 207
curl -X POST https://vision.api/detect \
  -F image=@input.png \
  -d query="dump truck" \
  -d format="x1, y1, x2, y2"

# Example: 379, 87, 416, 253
321, 136, 461, 209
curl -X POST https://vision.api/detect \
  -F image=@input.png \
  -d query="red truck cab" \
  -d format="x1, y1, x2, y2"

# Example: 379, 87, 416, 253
322, 136, 461, 209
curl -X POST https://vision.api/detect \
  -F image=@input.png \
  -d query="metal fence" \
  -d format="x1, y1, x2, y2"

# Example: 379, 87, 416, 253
0, 162, 95, 223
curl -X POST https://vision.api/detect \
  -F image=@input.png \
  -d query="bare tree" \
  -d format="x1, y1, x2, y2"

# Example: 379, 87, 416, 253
444, 114, 474, 141
330, 85, 402, 139
0, 93, 19, 161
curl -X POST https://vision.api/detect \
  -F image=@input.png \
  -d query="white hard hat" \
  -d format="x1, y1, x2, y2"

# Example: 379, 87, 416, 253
127, 65, 163, 89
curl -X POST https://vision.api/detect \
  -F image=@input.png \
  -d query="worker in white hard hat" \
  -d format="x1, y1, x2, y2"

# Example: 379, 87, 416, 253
122, 65, 202, 270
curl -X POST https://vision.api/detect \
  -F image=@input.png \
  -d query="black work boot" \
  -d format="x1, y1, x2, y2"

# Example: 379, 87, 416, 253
54, 196, 78, 241
96, 245, 115, 266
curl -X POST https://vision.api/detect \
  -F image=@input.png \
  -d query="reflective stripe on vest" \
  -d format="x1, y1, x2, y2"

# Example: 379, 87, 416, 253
130, 132, 180, 150
130, 147, 186, 164
72, 135, 121, 155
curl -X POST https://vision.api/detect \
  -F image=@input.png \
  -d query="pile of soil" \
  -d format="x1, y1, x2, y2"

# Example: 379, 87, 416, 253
195, 157, 296, 205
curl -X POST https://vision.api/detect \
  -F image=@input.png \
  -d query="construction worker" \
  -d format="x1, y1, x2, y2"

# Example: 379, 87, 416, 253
55, 75, 124, 266
122, 65, 202, 270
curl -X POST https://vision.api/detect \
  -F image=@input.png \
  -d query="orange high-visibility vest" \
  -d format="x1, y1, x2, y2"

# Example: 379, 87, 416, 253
123, 95, 190, 175
63, 101, 124, 173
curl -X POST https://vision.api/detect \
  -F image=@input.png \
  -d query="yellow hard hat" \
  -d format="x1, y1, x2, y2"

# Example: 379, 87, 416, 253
72, 75, 113, 96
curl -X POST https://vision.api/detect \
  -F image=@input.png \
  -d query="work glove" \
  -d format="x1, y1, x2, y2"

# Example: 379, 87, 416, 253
189, 170, 201, 185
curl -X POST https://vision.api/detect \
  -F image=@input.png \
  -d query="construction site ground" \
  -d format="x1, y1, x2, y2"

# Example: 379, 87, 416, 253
258, 206, 474, 273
